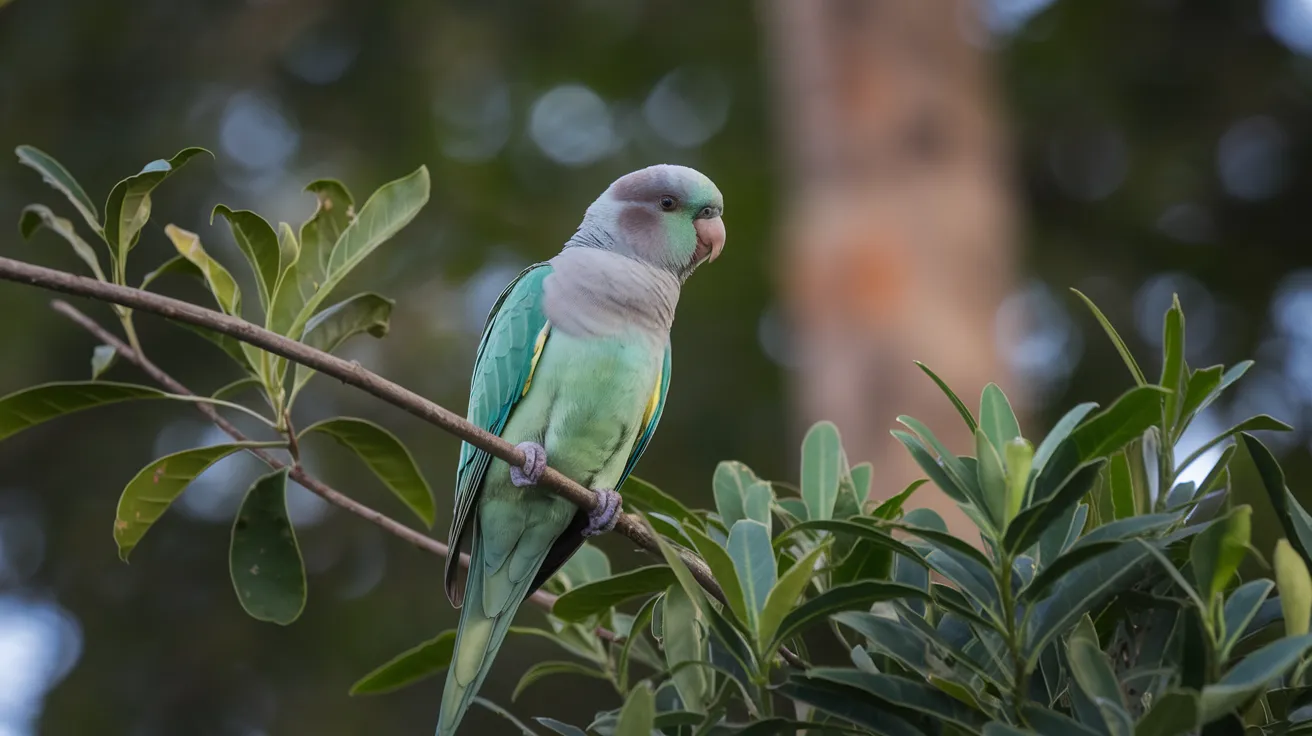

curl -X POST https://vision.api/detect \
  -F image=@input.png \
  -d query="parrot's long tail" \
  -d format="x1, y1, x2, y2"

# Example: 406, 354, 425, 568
437, 531, 549, 736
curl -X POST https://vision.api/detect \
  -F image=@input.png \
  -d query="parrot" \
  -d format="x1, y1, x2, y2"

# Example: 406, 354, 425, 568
436, 164, 727, 735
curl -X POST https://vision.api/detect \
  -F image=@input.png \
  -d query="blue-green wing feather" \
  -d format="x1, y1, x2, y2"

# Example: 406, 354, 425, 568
444, 262, 552, 605
618, 341, 671, 492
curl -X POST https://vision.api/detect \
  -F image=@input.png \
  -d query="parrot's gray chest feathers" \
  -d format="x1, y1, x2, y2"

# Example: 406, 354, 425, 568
543, 248, 680, 345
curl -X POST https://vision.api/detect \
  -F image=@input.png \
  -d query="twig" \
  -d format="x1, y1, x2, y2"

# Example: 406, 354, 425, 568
6, 258, 801, 666
49, 299, 568, 620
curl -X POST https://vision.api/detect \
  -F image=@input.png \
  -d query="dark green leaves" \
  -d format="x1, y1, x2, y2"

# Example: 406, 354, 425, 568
15, 145, 101, 234
299, 418, 434, 527
1199, 634, 1312, 721
727, 520, 776, 628
0, 381, 164, 442
291, 292, 394, 400
104, 147, 210, 273
350, 630, 455, 695
114, 441, 284, 560
212, 205, 283, 311
1071, 287, 1146, 385
1241, 433, 1312, 562
550, 566, 677, 622
914, 361, 978, 432
19, 204, 105, 279
801, 421, 842, 521
230, 468, 306, 625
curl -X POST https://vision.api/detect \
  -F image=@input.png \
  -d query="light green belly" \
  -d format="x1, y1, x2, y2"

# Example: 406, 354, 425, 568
480, 330, 662, 526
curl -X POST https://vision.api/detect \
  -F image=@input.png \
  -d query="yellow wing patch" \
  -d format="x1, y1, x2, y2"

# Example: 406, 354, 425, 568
521, 322, 551, 397
640, 363, 664, 430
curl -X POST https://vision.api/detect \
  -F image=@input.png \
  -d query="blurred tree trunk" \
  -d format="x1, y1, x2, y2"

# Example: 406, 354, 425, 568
764, 0, 1020, 538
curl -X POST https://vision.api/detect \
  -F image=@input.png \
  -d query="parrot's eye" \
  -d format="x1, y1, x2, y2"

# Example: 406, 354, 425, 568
659, 196, 677, 211
698, 206, 714, 218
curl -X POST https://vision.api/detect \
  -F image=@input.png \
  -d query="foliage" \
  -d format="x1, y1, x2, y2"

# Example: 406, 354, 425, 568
7, 147, 1312, 734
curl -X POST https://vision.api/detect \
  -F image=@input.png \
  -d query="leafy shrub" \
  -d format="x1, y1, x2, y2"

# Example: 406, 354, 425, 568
4, 147, 1312, 735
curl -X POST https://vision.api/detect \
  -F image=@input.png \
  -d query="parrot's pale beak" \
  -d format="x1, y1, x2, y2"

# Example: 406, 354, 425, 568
694, 216, 726, 264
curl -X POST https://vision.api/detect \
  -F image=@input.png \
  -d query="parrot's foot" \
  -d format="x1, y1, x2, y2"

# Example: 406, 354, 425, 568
582, 489, 623, 537
510, 442, 547, 487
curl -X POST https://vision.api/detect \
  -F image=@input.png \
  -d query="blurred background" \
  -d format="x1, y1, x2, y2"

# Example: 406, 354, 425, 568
1, 0, 1311, 733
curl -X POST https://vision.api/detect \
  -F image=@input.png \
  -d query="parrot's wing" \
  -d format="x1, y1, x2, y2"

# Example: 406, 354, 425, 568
619, 340, 671, 490
444, 262, 553, 606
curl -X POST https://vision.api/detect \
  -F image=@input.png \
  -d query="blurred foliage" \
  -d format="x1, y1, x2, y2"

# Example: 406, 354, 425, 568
2, 0, 1312, 734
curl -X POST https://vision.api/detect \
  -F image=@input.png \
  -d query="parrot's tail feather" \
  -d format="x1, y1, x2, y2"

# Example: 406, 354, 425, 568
436, 535, 545, 736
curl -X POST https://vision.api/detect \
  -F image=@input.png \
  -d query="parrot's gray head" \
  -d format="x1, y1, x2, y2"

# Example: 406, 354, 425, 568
567, 164, 726, 282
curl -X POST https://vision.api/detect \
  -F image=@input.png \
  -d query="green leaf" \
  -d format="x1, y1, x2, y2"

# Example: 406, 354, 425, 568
1176, 416, 1294, 479
759, 544, 827, 651
726, 520, 776, 629
550, 565, 677, 622
1071, 288, 1146, 385
1220, 579, 1274, 658
869, 479, 926, 521
797, 668, 990, 733
891, 430, 969, 505
1275, 539, 1312, 637
684, 526, 750, 628
1033, 402, 1099, 474
283, 166, 428, 342
549, 543, 611, 592
851, 462, 873, 500
775, 519, 919, 560
621, 476, 701, 528
211, 205, 282, 311
19, 204, 105, 280
802, 421, 843, 522
1022, 540, 1123, 603
1160, 295, 1186, 430
1067, 386, 1172, 464
618, 594, 660, 692
290, 292, 394, 400
211, 377, 262, 401
712, 461, 755, 528
114, 442, 283, 560
663, 584, 710, 712
138, 253, 199, 291
14, 145, 101, 233
298, 417, 435, 527
773, 581, 931, 648
511, 660, 608, 701
1177, 365, 1223, 434
229, 468, 305, 625
983, 725, 1036, 736
776, 673, 925, 736
0, 381, 165, 442
274, 221, 299, 298
742, 481, 773, 528
1068, 615, 1126, 714
349, 630, 455, 695
163, 224, 242, 316
265, 167, 428, 384
104, 148, 210, 272
615, 682, 656, 736
1198, 634, 1312, 721
897, 416, 982, 510
535, 718, 588, 736
914, 361, 978, 432
1189, 504, 1251, 607
174, 321, 256, 373
980, 383, 1022, 455
976, 428, 1009, 529
1134, 689, 1200, 736
1110, 451, 1136, 521
1026, 543, 1152, 660
1005, 438, 1033, 522
90, 345, 117, 380
1241, 433, 1312, 562
296, 180, 354, 295
472, 697, 541, 736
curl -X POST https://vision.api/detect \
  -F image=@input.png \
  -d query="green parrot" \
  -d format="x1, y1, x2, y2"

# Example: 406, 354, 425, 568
437, 164, 727, 734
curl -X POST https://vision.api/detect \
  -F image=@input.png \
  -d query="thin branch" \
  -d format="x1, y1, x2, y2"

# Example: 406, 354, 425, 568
50, 300, 571, 618
8, 258, 802, 667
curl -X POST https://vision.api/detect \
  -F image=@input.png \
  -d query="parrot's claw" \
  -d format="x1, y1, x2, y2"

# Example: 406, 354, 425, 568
510, 442, 547, 487
582, 488, 623, 537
